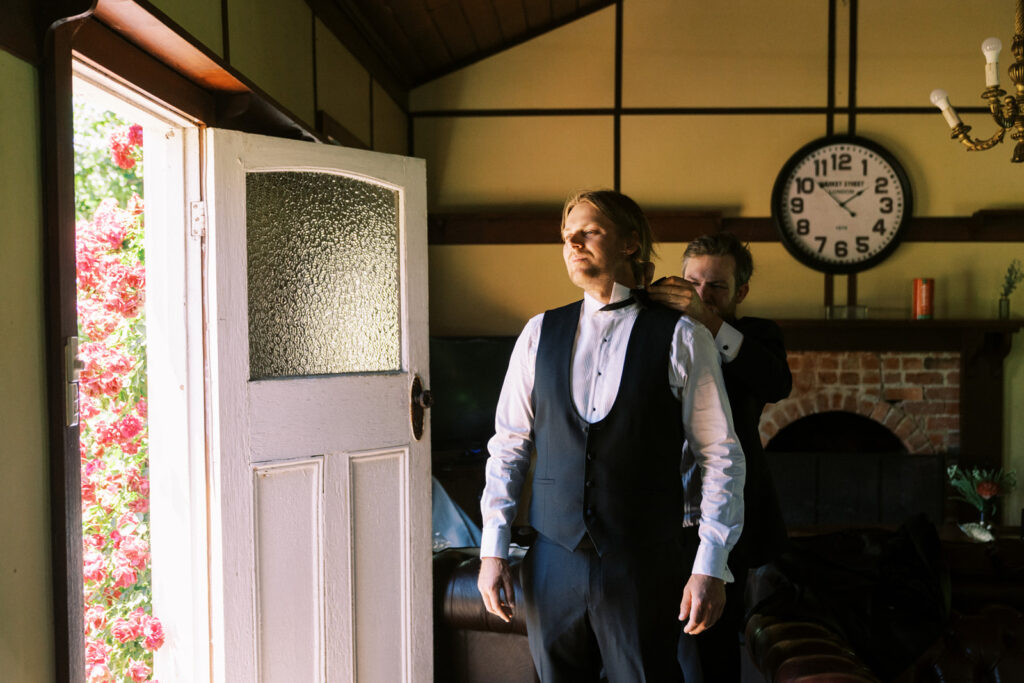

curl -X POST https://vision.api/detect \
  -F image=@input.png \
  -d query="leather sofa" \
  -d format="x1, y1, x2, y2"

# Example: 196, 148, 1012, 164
433, 547, 538, 683
744, 519, 1024, 683
432, 519, 1024, 683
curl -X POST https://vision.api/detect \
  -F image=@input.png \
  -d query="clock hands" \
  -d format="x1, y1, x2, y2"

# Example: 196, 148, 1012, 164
838, 186, 868, 213
816, 183, 869, 217
816, 182, 856, 217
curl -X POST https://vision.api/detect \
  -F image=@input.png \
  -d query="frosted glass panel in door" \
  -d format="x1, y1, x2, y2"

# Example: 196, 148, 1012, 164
246, 171, 401, 379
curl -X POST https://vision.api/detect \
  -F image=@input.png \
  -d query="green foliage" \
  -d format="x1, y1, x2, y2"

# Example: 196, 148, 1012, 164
1001, 258, 1024, 298
947, 465, 1017, 511
74, 100, 143, 222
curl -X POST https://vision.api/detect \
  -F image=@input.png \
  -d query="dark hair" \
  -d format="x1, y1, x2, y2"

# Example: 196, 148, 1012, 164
561, 189, 657, 282
682, 232, 754, 288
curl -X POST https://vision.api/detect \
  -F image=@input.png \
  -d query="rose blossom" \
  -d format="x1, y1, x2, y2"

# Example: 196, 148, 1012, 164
111, 617, 139, 643
84, 604, 106, 632
84, 638, 111, 665
127, 659, 151, 682
83, 550, 106, 584
112, 561, 137, 589
143, 614, 165, 650
87, 662, 115, 683
976, 480, 1000, 499
119, 534, 150, 569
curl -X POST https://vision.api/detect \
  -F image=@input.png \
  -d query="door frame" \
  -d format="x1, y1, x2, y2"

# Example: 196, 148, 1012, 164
38, 8, 334, 681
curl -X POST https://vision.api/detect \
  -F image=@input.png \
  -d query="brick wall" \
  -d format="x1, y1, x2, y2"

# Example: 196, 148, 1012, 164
759, 351, 961, 455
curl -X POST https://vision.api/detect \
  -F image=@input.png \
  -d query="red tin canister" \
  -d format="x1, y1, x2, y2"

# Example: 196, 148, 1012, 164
913, 278, 934, 319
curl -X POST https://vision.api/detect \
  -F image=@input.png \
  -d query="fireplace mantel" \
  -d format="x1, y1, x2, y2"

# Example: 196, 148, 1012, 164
775, 318, 1024, 470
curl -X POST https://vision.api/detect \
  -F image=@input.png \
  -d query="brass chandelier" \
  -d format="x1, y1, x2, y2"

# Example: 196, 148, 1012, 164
929, 0, 1024, 162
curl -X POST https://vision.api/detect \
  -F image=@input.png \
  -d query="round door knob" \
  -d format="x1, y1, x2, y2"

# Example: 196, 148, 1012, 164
418, 389, 434, 409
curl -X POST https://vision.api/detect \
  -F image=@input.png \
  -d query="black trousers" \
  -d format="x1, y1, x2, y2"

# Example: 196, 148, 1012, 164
521, 532, 693, 683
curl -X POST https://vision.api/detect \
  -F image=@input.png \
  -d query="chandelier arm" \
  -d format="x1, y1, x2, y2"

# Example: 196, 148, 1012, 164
952, 123, 1007, 151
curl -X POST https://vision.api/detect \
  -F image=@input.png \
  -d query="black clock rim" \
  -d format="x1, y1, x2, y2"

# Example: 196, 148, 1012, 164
770, 134, 914, 275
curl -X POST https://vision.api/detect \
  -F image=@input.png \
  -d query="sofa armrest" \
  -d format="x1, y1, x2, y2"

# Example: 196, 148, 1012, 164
744, 614, 880, 683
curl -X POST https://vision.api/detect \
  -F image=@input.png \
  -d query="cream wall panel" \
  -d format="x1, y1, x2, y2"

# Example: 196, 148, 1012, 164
315, 18, 371, 146
623, 0, 829, 107
228, 0, 315, 126
0, 53, 53, 683
430, 244, 579, 336
856, 114, 1024, 215
859, 0, 1015, 106
415, 116, 613, 209
1003, 346, 1024, 524
621, 115, 828, 214
150, 0, 224, 56
373, 82, 408, 156
410, 7, 615, 111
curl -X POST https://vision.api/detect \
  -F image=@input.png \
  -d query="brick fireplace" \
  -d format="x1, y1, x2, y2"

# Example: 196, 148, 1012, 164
755, 319, 1023, 528
760, 350, 961, 455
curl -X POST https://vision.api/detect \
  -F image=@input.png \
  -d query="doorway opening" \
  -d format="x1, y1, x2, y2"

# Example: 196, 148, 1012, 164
73, 61, 207, 683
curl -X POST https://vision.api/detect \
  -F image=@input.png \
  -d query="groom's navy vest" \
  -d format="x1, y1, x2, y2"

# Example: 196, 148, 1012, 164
528, 299, 686, 555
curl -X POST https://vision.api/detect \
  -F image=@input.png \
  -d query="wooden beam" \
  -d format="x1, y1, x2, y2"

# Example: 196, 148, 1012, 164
73, 19, 216, 124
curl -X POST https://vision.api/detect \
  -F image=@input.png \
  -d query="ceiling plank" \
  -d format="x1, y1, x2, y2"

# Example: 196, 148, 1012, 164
459, 0, 503, 53
428, 1, 479, 61
551, 0, 580, 20
522, 0, 552, 29
491, 0, 528, 40
385, 0, 454, 74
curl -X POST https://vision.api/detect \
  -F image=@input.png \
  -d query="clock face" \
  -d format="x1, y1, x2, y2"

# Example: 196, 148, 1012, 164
771, 136, 912, 274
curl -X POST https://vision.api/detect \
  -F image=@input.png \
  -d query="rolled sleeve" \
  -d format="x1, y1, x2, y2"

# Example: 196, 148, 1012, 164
671, 319, 746, 582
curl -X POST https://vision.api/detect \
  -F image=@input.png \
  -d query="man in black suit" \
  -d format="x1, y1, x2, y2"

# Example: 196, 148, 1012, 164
648, 232, 792, 682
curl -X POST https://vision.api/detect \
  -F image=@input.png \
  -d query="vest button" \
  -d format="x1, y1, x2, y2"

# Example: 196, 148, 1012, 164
585, 479, 594, 488
586, 507, 594, 516
586, 452, 594, 461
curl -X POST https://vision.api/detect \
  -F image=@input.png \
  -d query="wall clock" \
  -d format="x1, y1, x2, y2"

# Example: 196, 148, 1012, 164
771, 135, 913, 274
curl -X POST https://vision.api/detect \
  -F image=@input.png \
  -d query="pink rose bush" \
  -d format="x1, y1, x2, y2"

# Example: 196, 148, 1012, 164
77, 119, 163, 682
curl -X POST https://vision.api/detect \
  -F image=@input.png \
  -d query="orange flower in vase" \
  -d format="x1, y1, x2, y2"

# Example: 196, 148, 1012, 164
948, 465, 1017, 533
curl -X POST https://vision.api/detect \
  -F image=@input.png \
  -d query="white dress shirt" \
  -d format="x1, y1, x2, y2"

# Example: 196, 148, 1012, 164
480, 282, 745, 582
715, 320, 744, 363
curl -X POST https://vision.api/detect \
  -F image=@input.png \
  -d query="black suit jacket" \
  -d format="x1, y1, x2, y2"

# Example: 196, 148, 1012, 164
721, 316, 792, 568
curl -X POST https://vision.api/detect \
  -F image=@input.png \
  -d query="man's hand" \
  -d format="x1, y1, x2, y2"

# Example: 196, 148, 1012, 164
647, 276, 722, 335
678, 573, 726, 635
478, 556, 515, 623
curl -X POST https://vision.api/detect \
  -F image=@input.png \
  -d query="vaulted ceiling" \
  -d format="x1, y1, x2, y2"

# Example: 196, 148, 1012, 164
324, 0, 615, 90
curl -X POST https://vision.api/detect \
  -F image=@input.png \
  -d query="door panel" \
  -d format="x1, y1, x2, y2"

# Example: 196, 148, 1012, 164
254, 460, 324, 682
205, 128, 431, 682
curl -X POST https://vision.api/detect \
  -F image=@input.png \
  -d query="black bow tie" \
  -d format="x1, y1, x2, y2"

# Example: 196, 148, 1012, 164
600, 296, 636, 311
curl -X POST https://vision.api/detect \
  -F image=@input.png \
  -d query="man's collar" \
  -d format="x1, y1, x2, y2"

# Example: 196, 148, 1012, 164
583, 282, 634, 314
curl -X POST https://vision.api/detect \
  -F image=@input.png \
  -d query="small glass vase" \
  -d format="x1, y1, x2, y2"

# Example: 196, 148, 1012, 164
999, 296, 1010, 319
978, 499, 997, 529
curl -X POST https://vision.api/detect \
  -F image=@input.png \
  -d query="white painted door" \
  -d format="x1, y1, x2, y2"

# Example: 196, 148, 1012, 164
204, 129, 431, 683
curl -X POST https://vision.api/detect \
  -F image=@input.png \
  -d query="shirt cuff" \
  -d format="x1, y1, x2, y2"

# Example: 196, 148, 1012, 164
692, 540, 735, 584
479, 527, 511, 560
715, 322, 744, 364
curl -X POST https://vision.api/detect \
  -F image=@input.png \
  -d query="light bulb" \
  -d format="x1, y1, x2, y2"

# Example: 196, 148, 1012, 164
982, 37, 1002, 87
982, 37, 1002, 63
930, 89, 950, 109
930, 89, 961, 129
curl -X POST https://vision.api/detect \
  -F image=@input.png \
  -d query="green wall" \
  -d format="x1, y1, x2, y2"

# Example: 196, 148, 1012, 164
0, 49, 54, 682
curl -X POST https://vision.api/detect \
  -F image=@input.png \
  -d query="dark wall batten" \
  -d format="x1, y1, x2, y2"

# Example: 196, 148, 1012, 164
427, 211, 1024, 245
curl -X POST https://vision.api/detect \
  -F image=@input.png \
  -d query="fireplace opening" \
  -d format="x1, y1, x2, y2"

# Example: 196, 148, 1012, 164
764, 411, 944, 528
767, 411, 906, 454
